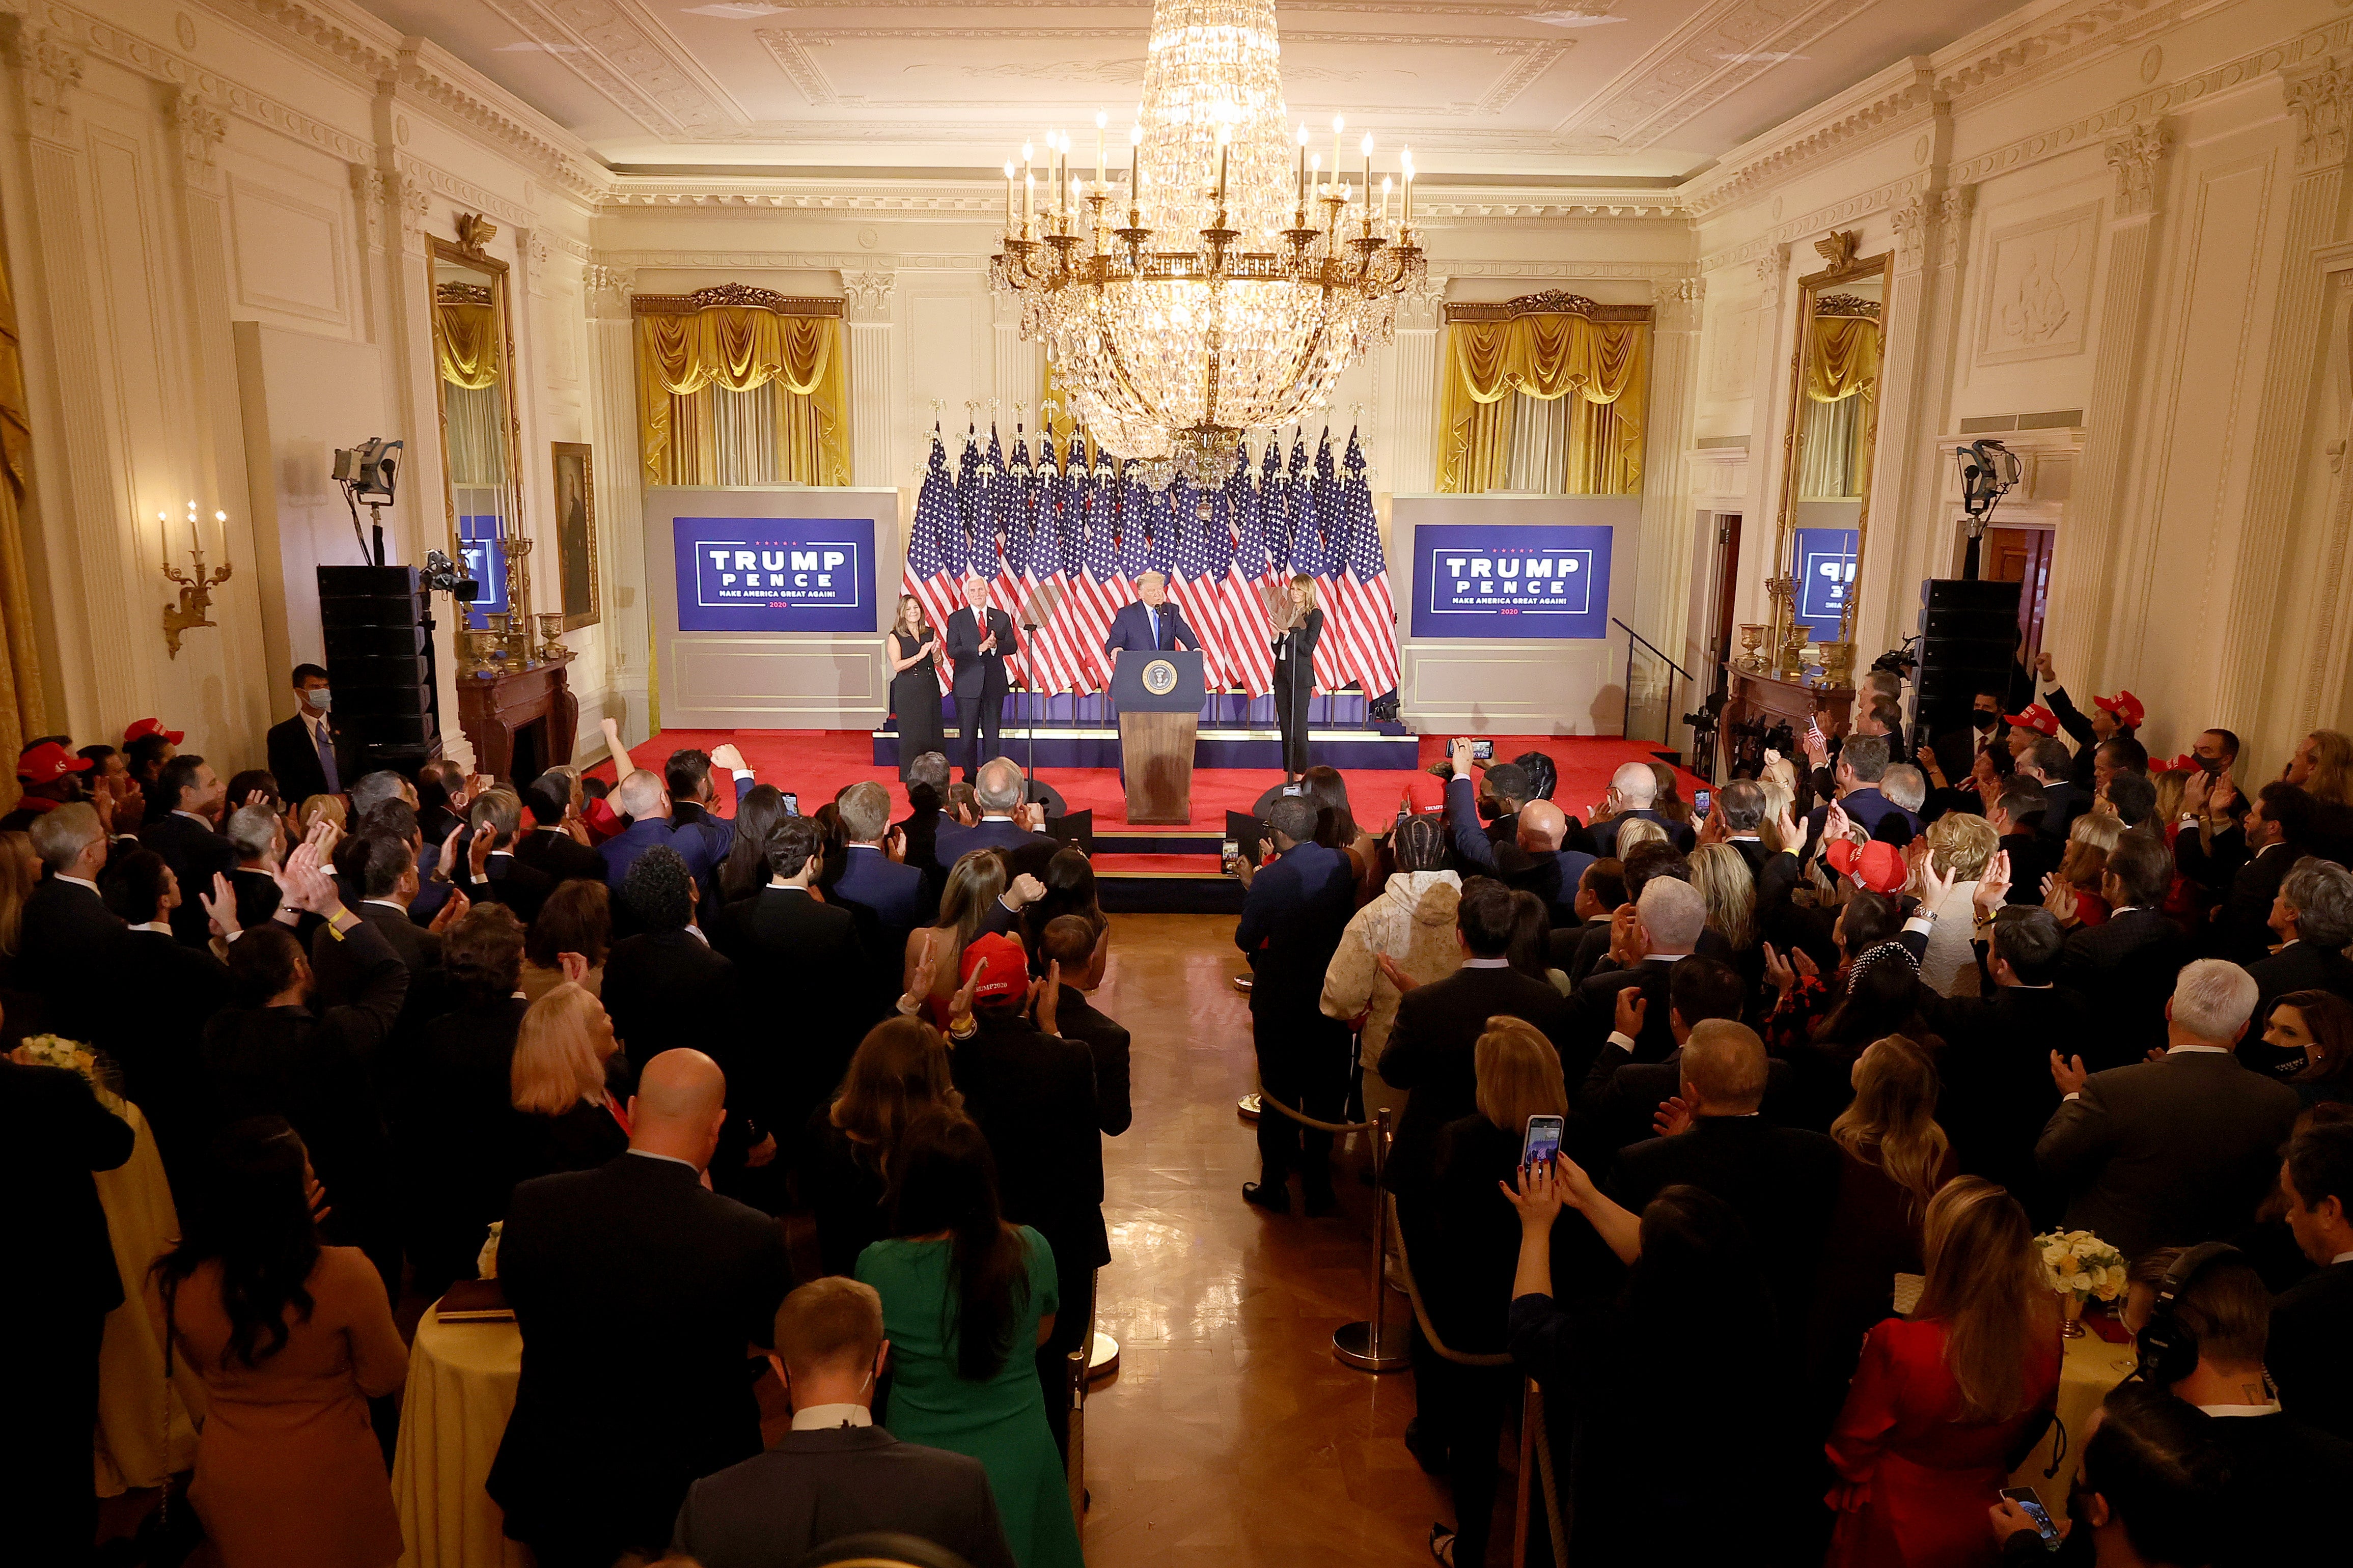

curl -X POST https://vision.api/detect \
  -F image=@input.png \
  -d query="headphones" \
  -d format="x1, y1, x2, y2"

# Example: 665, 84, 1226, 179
2133, 1241, 2242, 1388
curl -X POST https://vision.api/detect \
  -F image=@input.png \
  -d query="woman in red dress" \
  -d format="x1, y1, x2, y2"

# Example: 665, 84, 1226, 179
1824, 1176, 2061, 1568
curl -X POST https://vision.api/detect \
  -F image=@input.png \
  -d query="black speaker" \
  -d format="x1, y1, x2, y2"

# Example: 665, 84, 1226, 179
1912, 578, 2022, 742
318, 565, 440, 775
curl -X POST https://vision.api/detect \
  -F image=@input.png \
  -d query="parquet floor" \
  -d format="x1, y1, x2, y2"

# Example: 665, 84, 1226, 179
1077, 914, 1447, 1568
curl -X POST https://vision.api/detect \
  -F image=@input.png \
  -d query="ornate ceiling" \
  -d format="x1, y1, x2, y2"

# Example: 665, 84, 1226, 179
356, 0, 2025, 180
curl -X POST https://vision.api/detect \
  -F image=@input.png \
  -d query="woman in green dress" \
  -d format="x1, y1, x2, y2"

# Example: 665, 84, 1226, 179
856, 1111, 1084, 1568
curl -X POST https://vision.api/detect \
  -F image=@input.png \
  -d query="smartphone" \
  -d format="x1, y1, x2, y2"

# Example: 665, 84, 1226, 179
1695, 788, 1712, 817
1221, 838, 1240, 877
1471, 739, 1495, 762
1999, 1488, 2060, 1547
1521, 1114, 1564, 1168
781, 791, 800, 816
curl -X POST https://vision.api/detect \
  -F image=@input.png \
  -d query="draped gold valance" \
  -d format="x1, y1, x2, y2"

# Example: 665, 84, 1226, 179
634, 306, 850, 487
434, 299, 501, 391
1804, 315, 1882, 404
1436, 307, 1650, 495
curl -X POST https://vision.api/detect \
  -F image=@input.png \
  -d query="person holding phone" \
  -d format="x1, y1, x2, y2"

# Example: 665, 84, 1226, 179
1269, 573, 1321, 783
1987, 1383, 2232, 1566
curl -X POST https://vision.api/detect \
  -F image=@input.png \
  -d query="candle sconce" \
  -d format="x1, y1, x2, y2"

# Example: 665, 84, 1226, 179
159, 503, 233, 659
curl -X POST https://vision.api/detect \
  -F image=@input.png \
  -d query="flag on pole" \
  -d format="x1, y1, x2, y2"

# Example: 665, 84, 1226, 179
907, 426, 961, 693
1334, 428, 1400, 699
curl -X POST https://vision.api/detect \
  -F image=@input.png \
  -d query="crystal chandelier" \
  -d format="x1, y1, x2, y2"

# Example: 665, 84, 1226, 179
990, 0, 1425, 483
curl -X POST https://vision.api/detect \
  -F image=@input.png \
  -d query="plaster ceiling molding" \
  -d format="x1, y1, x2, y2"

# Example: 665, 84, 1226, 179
1929, 0, 2178, 105
478, 0, 702, 136
1548, 0, 1880, 152
1442, 260, 1697, 281
532, 0, 750, 134
596, 250, 870, 269
1975, 202, 2098, 367
398, 152, 537, 232
1681, 67, 1935, 218
1697, 170, 1926, 273
395, 44, 599, 188
217, 0, 402, 87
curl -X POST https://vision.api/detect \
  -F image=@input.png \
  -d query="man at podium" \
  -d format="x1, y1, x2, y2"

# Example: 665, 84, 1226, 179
1102, 571, 1199, 663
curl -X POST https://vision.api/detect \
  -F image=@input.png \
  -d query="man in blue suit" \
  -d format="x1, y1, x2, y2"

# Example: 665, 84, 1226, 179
599, 769, 717, 925
935, 759, 1056, 876
1798, 734, 1917, 859
1234, 794, 1358, 1214
1442, 739, 1594, 925
1590, 762, 1697, 857
1101, 570, 1199, 663
832, 781, 926, 934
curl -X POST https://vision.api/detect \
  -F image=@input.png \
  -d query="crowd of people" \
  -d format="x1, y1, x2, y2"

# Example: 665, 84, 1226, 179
3, 681, 1124, 1568
10, 645, 2353, 1568
1227, 654, 2353, 1567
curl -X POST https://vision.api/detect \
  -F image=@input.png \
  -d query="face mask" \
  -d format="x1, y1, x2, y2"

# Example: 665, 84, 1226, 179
311, 689, 333, 713
1971, 711, 1997, 731
2198, 754, 2226, 776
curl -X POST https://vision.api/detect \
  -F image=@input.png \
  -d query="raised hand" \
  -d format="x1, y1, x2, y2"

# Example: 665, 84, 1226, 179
2182, 767, 2213, 815
199, 871, 241, 939
1607, 902, 1648, 966
1449, 738, 1475, 779
1613, 986, 1647, 1042
1006, 872, 1046, 908
1824, 800, 1854, 843
1032, 958, 1062, 1035
1917, 854, 1957, 911
1376, 951, 1421, 995
901, 928, 941, 1010
947, 954, 988, 1030
2209, 771, 2240, 817
2050, 1050, 2089, 1097
2035, 650, 2056, 684
1653, 1096, 1695, 1139
2043, 876, 2080, 926
468, 821, 497, 879
886, 825, 907, 864
1773, 799, 1802, 853
1499, 1159, 1566, 1228
1789, 945, 1820, 979
428, 885, 472, 933
710, 743, 748, 773
1975, 849, 2012, 911
1762, 940, 1796, 994
440, 822, 466, 882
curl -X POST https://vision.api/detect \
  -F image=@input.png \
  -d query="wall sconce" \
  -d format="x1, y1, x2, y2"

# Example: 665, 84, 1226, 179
1953, 439, 2022, 580
160, 499, 233, 659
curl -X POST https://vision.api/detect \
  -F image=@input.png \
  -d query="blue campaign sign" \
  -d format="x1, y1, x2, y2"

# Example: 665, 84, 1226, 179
458, 516, 508, 618
1794, 527, 1859, 635
1409, 523, 1614, 639
674, 516, 878, 632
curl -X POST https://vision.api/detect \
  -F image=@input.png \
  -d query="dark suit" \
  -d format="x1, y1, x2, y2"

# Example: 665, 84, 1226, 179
1566, 956, 1692, 1078
403, 996, 530, 1297
2199, 1409, 2353, 1567
1802, 787, 1918, 860
1380, 963, 1575, 1195
671, 1425, 1016, 1568
952, 1007, 1104, 1452
1442, 777, 1594, 919
831, 845, 926, 936
1102, 598, 1197, 654
17, 876, 125, 1040
2247, 940, 2353, 1073
490, 1154, 792, 1567
266, 710, 354, 802
515, 825, 607, 885
2056, 906, 2190, 1067
1610, 1115, 1842, 1358
98, 928, 230, 1189
711, 887, 872, 1156
945, 603, 1019, 779
2037, 778, 2091, 843
1271, 607, 1321, 776
601, 817, 717, 904
2271, 1261, 2353, 1442
933, 817, 1055, 877
1051, 989, 1133, 1137
1234, 839, 1356, 1185
140, 810, 235, 947
1575, 1043, 1799, 1156
2177, 829, 2292, 963
1590, 807, 1695, 857
671, 775, 755, 882
0, 1058, 136, 1566
2043, 686, 2103, 786
1931, 723, 2002, 794
1916, 983, 2091, 1217
603, 931, 742, 1080
2035, 1049, 2301, 1259
1999, 830, 2061, 907
453, 850, 557, 927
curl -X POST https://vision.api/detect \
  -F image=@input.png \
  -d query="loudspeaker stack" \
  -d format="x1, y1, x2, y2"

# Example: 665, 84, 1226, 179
317, 565, 438, 776
1911, 578, 2023, 742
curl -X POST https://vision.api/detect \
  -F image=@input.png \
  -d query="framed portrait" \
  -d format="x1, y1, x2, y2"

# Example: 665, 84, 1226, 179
550, 441, 599, 630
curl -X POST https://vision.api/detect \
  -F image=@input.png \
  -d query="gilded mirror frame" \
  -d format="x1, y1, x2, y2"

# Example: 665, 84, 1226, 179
428, 225, 525, 633
1769, 230, 1891, 681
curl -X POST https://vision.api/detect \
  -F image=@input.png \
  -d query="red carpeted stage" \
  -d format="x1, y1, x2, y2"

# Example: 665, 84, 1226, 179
591, 731, 1703, 912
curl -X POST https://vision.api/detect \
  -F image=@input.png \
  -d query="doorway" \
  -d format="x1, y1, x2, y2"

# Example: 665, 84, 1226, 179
1687, 511, 1742, 703
1981, 525, 2054, 666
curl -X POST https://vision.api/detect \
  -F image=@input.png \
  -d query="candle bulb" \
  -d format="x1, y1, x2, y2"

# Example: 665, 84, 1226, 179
1129, 122, 1141, 211
1217, 144, 1229, 209
1382, 174, 1393, 227
157, 511, 169, 568
1331, 115, 1345, 197
1402, 148, 1414, 229
1095, 109, 1106, 189
1004, 161, 1016, 231
1024, 172, 1034, 231
1296, 123, 1308, 210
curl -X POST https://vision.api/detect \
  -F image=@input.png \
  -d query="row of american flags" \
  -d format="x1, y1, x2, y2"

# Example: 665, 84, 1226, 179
900, 423, 1401, 701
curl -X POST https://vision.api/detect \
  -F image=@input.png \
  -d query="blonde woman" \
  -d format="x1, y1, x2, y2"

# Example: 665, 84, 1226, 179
2047, 810, 2125, 927
1611, 817, 1668, 857
1270, 573, 1321, 781
1412, 1017, 1572, 1568
902, 850, 1009, 1026
1688, 842, 1758, 954
2284, 728, 2353, 805
298, 794, 346, 836
508, 982, 631, 1185
1825, 1177, 2060, 1568
887, 594, 944, 779
1320, 814, 1462, 1117
1914, 813, 1998, 997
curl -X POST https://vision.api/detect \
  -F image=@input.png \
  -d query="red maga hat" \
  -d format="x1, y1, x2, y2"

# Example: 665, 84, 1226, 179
959, 932, 1030, 1005
123, 717, 184, 746
2002, 704, 2059, 739
1825, 836, 1908, 894
2095, 690, 2145, 729
16, 741, 94, 783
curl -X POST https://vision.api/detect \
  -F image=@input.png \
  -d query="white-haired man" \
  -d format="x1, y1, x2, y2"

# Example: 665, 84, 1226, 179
1590, 761, 1694, 856
1569, 877, 1709, 1066
597, 768, 715, 895
944, 576, 1019, 782
2037, 958, 2301, 1259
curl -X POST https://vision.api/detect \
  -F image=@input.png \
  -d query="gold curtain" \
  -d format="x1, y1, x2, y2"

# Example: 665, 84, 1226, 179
1436, 313, 1649, 494
433, 301, 501, 390
636, 309, 849, 487
0, 200, 46, 809
1804, 316, 1881, 403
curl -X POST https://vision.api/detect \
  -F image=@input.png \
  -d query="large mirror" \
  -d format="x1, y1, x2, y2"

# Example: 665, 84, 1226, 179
430, 222, 525, 637
1769, 230, 1889, 681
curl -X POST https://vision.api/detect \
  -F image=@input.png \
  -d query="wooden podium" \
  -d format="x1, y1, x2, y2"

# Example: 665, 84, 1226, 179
1113, 650, 1203, 824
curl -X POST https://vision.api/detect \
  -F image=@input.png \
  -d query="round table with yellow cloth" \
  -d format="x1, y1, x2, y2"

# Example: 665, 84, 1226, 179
391, 1302, 528, 1568
2008, 1327, 2138, 1500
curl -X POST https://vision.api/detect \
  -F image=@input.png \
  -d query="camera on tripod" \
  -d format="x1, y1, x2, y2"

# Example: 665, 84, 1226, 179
422, 549, 480, 604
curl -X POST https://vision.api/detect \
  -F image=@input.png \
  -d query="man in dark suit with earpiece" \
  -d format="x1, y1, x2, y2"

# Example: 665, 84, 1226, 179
944, 577, 1019, 783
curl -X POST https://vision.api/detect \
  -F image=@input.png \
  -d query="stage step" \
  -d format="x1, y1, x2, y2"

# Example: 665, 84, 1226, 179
1090, 850, 1245, 915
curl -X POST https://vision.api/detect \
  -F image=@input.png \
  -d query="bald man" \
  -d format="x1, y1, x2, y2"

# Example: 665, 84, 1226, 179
1440, 739, 1595, 922
598, 768, 716, 895
1590, 761, 1696, 856
491, 1049, 792, 1568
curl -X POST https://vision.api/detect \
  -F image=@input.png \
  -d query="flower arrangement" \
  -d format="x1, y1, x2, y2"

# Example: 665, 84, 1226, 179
2034, 1228, 2127, 1336
12, 1033, 99, 1079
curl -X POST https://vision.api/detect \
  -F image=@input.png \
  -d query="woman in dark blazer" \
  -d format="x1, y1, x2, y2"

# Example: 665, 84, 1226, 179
1270, 572, 1321, 782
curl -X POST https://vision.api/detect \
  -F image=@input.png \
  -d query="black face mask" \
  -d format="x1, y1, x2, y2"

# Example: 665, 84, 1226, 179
1971, 711, 1998, 731
2198, 754, 2227, 776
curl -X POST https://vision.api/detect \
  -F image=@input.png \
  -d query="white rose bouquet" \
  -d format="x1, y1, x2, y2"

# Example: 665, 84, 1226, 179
12, 1033, 99, 1079
2034, 1228, 2126, 1333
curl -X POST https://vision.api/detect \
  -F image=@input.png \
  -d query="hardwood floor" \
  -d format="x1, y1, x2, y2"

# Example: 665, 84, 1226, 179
1079, 915, 1446, 1568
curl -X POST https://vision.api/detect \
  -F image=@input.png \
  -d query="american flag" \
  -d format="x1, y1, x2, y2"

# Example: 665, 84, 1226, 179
1333, 428, 1400, 699
906, 427, 961, 693
1067, 446, 1120, 691
996, 429, 1037, 691
1178, 467, 1238, 690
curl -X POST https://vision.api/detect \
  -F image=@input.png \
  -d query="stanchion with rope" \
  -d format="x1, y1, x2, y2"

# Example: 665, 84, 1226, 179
1244, 1086, 1402, 1370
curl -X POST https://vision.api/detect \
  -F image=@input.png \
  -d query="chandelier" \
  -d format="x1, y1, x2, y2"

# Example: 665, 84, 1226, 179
990, 0, 1425, 483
